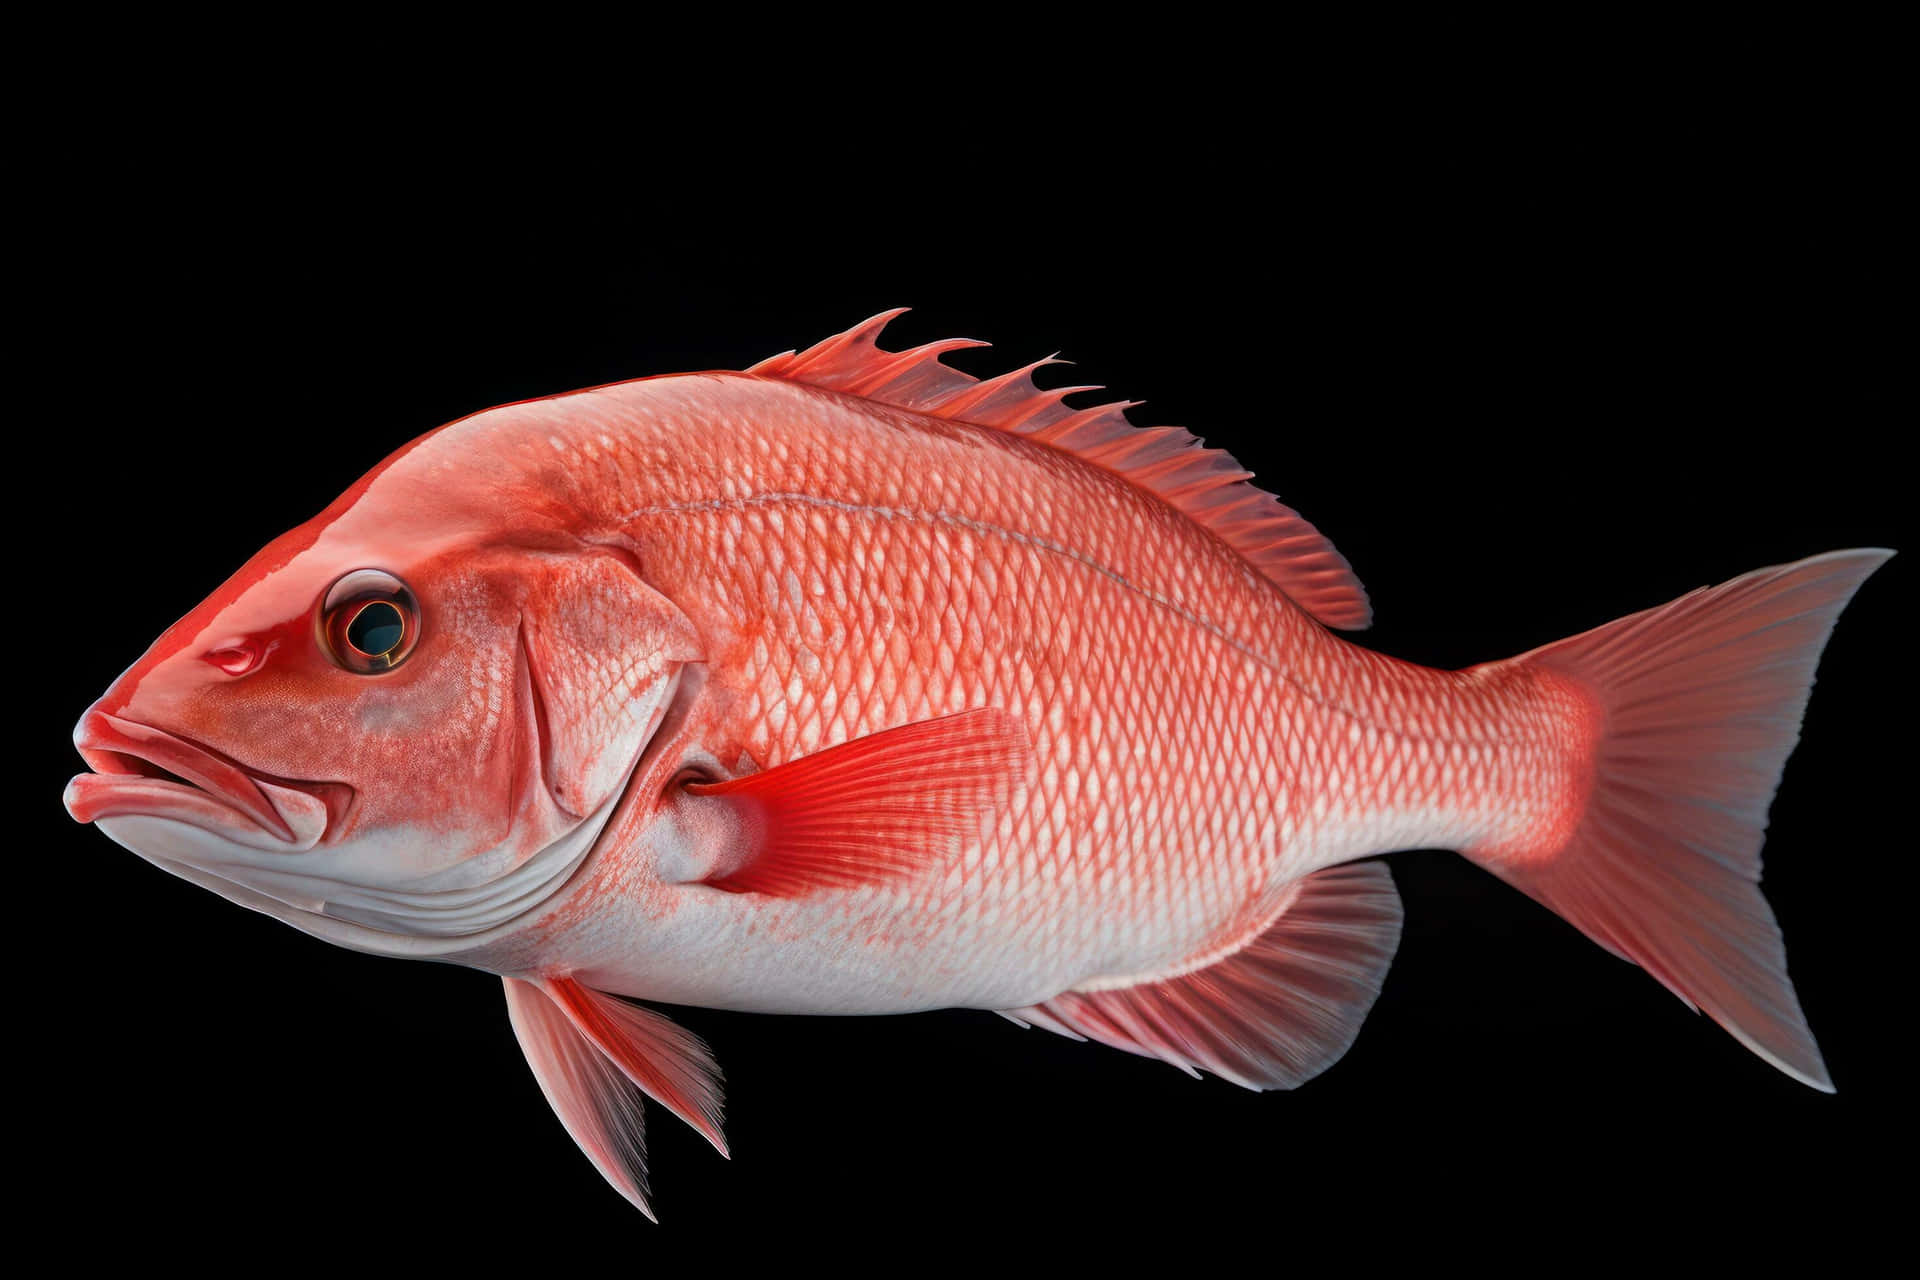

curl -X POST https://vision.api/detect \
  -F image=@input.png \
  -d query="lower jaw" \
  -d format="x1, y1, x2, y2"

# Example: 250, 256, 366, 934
93, 777, 628, 961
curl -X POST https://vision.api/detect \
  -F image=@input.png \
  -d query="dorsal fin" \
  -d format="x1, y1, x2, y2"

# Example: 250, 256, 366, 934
749, 309, 1372, 630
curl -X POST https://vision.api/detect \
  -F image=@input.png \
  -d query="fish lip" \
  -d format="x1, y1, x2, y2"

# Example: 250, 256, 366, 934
65, 712, 345, 843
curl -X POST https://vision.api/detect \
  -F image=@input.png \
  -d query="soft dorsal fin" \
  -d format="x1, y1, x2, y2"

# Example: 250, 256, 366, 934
1001, 860, 1403, 1089
750, 309, 1372, 630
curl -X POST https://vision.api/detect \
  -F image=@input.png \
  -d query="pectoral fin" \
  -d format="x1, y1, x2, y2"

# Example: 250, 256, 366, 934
688, 707, 1030, 898
503, 976, 727, 1219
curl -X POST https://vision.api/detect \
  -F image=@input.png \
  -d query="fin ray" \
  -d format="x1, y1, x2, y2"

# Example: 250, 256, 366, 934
690, 707, 1030, 898
503, 977, 658, 1220
750, 310, 1372, 629
1003, 860, 1403, 1089
1476, 548, 1893, 1091
544, 976, 728, 1156
504, 976, 728, 1218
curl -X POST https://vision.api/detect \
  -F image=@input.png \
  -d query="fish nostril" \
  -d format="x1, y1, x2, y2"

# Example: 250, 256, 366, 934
205, 643, 260, 677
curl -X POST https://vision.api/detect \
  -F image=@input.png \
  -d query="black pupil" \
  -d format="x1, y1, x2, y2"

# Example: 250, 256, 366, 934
348, 601, 405, 657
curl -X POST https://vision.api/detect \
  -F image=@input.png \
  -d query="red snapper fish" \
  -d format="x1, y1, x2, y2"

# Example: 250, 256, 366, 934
66, 311, 1887, 1216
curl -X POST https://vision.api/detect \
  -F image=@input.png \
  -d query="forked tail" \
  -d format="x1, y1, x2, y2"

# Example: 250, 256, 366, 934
1469, 549, 1892, 1090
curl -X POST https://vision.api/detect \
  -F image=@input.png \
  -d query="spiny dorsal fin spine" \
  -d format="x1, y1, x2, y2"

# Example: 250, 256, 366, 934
748, 309, 1372, 630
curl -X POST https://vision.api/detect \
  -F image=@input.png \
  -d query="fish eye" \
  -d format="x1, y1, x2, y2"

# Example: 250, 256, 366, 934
320, 570, 420, 673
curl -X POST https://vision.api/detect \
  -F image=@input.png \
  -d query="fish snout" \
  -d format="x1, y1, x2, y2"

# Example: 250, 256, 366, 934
65, 707, 348, 845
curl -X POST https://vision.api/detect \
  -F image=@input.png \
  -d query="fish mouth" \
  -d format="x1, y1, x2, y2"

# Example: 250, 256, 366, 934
64, 711, 350, 849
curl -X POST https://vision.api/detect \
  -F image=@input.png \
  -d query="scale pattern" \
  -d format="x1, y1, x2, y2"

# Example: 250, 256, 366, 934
497, 372, 1589, 1004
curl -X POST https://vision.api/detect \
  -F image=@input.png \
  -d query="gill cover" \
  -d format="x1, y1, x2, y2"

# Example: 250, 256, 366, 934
315, 547, 704, 943
518, 550, 703, 821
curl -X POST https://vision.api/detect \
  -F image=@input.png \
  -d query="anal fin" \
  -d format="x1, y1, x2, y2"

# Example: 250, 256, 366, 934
1003, 861, 1403, 1090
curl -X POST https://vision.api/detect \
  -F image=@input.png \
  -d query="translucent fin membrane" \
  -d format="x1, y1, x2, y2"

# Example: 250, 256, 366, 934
1484, 548, 1893, 1090
504, 977, 658, 1220
691, 707, 1029, 898
504, 977, 729, 1218
1006, 860, 1403, 1089
752, 309, 1372, 629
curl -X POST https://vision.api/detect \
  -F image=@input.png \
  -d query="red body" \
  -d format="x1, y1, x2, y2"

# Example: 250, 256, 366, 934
65, 313, 1887, 1215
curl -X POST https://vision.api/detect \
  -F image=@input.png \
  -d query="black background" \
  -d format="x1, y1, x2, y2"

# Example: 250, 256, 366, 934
22, 43, 1906, 1270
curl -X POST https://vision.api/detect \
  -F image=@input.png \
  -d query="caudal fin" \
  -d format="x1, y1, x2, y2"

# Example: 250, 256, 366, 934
1476, 549, 1891, 1091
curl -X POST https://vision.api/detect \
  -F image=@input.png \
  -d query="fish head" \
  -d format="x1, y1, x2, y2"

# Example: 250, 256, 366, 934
64, 435, 701, 958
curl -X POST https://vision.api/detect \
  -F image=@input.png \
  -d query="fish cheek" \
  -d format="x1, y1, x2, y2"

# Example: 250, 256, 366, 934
219, 603, 521, 849
179, 663, 354, 781
518, 552, 703, 820
335, 616, 525, 846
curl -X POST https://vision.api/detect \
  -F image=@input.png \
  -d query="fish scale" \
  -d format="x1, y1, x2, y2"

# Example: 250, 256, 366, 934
527, 372, 1562, 1009
65, 312, 1888, 1216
